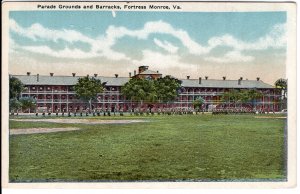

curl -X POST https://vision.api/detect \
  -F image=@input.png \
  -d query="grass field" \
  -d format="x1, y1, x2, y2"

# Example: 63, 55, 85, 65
9, 114, 286, 182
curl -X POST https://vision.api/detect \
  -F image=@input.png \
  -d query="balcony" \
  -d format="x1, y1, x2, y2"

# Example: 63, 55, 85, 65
179, 92, 224, 96
22, 90, 75, 94
99, 91, 121, 95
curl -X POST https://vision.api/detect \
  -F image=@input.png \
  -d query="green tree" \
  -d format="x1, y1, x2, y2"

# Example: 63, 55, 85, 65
275, 78, 287, 99
275, 78, 287, 110
192, 97, 205, 112
222, 89, 262, 109
9, 77, 24, 99
221, 89, 241, 107
9, 77, 24, 114
19, 97, 36, 112
9, 98, 22, 113
238, 90, 250, 104
247, 89, 263, 108
122, 76, 182, 109
122, 78, 157, 107
74, 76, 106, 110
155, 75, 182, 103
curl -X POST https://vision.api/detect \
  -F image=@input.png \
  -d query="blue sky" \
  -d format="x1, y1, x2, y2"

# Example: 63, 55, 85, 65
9, 11, 286, 84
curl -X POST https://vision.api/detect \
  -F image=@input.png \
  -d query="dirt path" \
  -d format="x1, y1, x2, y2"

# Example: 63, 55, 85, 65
254, 116, 287, 119
10, 127, 81, 135
10, 118, 146, 124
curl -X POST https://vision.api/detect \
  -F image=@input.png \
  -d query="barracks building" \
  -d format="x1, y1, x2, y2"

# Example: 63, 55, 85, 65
11, 66, 282, 113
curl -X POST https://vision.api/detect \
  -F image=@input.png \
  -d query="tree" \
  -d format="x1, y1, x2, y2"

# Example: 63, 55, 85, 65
238, 89, 250, 104
9, 77, 24, 114
221, 89, 241, 107
275, 78, 287, 110
192, 97, 205, 112
122, 76, 182, 109
74, 76, 106, 110
275, 78, 287, 99
247, 89, 263, 108
122, 78, 157, 108
19, 97, 36, 112
155, 75, 182, 103
9, 98, 22, 113
221, 89, 262, 110
9, 77, 24, 99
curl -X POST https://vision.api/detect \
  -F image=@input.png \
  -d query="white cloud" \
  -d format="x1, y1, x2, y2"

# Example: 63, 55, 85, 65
153, 38, 178, 54
132, 49, 192, 70
10, 19, 94, 44
20, 44, 130, 61
112, 11, 116, 18
10, 19, 37, 40
9, 37, 17, 53
203, 23, 286, 63
9, 19, 129, 61
9, 19, 286, 64
206, 23, 286, 51
10, 19, 208, 57
22, 45, 98, 59
204, 50, 254, 63
105, 20, 209, 54
131, 49, 202, 79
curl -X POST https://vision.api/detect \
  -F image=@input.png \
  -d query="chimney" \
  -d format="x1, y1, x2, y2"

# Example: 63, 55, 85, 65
94, 73, 98, 77
187, 76, 190, 80
134, 70, 136, 76
238, 79, 241, 85
37, 74, 39, 82
157, 71, 159, 73
223, 76, 226, 80
72, 73, 76, 77
199, 77, 202, 84
115, 74, 118, 78
240, 77, 243, 80
27, 72, 31, 76
138, 66, 149, 73
256, 77, 260, 81
129, 72, 132, 78
205, 76, 208, 80
50, 73, 54, 77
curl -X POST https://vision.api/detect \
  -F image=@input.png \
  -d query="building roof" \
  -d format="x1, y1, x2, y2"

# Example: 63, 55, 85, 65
11, 75, 274, 88
181, 79, 274, 89
12, 75, 130, 86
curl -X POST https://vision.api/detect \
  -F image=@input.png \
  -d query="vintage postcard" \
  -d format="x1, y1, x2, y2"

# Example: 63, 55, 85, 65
1, 0, 297, 189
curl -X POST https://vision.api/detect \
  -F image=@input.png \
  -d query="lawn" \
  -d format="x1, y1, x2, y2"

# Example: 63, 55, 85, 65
9, 114, 286, 182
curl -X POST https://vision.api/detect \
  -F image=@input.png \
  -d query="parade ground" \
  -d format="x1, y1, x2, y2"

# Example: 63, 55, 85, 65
9, 114, 287, 182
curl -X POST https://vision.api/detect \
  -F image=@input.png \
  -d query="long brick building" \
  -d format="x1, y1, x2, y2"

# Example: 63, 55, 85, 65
11, 66, 282, 113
